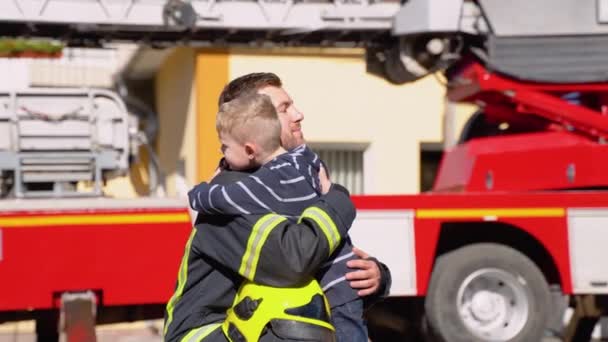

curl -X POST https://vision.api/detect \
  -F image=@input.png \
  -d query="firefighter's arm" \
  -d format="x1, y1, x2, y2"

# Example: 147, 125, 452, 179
249, 183, 356, 287
193, 183, 355, 286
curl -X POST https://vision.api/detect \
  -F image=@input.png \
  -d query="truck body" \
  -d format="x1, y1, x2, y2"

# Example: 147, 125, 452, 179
0, 89, 193, 339
0, 198, 191, 312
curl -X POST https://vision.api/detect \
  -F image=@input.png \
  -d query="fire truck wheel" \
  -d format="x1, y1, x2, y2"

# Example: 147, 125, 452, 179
424, 243, 551, 342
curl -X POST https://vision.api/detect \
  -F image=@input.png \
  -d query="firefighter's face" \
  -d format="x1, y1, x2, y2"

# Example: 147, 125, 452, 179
219, 132, 254, 171
258, 85, 304, 150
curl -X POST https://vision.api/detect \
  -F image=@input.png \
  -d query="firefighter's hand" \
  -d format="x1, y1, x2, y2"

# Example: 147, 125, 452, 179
345, 247, 381, 296
319, 165, 332, 194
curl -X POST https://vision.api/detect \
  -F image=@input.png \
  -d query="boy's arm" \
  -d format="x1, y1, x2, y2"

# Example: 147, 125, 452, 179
187, 182, 217, 213
188, 175, 276, 215
289, 145, 321, 186
194, 183, 356, 287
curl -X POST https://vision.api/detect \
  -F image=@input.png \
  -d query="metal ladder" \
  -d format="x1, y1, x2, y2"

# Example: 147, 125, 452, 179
0, 0, 400, 45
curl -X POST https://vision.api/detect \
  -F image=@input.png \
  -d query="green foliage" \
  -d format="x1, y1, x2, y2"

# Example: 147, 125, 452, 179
0, 38, 64, 56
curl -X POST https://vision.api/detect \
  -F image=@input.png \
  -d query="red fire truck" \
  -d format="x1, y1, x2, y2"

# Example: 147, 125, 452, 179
351, 59, 608, 341
1, 0, 607, 341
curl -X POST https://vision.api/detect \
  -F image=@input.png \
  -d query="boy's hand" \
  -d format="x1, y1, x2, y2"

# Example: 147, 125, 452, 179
345, 247, 381, 296
319, 165, 332, 194
209, 158, 229, 181
210, 167, 221, 181
218, 157, 230, 171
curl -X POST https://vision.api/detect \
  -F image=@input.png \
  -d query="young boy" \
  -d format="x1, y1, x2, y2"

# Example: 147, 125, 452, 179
188, 93, 367, 341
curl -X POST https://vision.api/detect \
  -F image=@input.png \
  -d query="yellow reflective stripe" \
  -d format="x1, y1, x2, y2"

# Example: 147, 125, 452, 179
164, 229, 197, 336
299, 206, 341, 256
416, 207, 566, 219
180, 323, 221, 342
239, 214, 287, 280
0, 212, 190, 227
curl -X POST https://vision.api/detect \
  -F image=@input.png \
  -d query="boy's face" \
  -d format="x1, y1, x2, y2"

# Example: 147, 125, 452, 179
219, 132, 254, 171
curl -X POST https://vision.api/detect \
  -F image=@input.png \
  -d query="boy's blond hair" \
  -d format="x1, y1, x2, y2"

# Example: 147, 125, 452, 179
216, 93, 282, 153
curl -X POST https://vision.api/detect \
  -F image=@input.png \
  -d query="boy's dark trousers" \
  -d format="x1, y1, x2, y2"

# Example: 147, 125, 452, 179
332, 299, 368, 342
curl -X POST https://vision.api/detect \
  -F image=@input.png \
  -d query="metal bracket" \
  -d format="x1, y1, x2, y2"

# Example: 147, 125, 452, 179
60, 291, 98, 342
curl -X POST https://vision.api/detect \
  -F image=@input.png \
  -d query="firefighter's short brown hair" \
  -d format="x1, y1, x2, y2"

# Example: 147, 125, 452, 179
218, 72, 282, 106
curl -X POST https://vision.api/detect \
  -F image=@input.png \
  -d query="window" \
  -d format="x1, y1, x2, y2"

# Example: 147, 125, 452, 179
420, 142, 443, 192
309, 143, 367, 195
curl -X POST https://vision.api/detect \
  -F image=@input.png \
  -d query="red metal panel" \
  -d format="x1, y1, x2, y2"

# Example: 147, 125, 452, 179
412, 218, 441, 295
504, 217, 572, 293
0, 208, 192, 311
434, 131, 608, 192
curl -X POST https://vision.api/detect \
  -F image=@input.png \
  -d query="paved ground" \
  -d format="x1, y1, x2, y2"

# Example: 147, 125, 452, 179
0, 319, 163, 342
0, 319, 599, 342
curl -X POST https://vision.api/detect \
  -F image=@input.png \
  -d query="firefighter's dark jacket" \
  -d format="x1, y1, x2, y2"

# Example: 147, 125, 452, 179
164, 170, 357, 342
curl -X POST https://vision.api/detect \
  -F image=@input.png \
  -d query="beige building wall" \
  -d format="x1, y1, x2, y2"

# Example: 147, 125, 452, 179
228, 49, 445, 194
19, 46, 476, 199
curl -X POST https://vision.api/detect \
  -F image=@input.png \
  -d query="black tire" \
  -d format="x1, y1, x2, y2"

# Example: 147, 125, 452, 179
425, 243, 551, 342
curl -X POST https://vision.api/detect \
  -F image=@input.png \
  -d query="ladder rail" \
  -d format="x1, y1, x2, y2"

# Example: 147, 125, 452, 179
0, 0, 400, 31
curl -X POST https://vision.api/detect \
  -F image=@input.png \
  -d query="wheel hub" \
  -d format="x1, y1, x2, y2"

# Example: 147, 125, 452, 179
457, 268, 529, 341
470, 290, 504, 322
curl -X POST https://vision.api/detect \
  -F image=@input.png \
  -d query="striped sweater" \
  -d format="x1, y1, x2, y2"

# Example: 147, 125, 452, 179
190, 144, 320, 217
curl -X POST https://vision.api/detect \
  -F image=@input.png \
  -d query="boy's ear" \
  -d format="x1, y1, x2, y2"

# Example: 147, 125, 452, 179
244, 143, 256, 159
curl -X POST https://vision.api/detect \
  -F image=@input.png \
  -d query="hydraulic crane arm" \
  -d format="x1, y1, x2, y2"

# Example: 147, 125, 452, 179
448, 61, 608, 142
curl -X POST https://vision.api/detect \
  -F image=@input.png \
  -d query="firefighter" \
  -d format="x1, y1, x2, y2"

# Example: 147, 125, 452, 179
164, 170, 357, 341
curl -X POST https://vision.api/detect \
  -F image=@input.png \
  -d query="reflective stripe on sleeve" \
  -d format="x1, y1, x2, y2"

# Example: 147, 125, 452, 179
180, 323, 222, 342
164, 229, 197, 336
298, 206, 341, 256
239, 214, 287, 280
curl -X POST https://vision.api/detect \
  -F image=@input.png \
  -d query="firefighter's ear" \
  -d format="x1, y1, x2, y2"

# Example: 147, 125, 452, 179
244, 143, 256, 159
